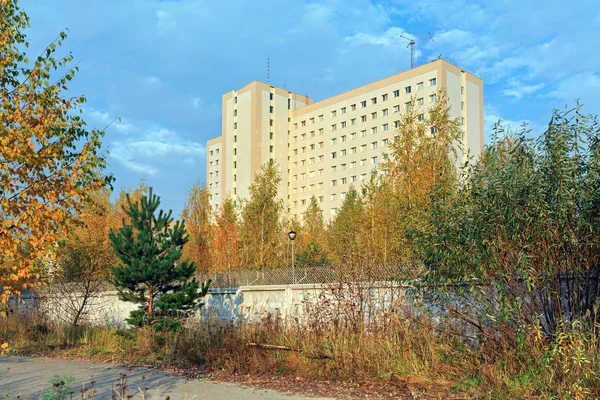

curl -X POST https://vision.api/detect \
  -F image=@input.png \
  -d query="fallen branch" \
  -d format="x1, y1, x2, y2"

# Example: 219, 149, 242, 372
246, 342, 332, 360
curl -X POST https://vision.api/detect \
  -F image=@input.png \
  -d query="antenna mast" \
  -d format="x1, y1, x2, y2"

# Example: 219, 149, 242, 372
397, 32, 434, 69
267, 56, 270, 83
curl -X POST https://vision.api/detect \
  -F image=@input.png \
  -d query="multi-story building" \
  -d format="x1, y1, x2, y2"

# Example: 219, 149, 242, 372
206, 59, 483, 219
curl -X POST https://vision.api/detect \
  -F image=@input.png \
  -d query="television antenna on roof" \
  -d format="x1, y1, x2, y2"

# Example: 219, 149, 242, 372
396, 32, 434, 69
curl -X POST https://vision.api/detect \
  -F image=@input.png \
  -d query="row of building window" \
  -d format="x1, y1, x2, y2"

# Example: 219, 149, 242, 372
294, 78, 436, 129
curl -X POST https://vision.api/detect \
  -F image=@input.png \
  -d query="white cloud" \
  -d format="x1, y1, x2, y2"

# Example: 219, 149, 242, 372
502, 80, 545, 100
110, 128, 205, 176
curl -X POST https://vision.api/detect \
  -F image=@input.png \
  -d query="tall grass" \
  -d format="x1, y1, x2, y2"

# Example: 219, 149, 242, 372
2, 291, 600, 399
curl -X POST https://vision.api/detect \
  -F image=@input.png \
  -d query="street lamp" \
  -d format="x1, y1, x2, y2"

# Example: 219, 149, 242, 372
288, 231, 296, 284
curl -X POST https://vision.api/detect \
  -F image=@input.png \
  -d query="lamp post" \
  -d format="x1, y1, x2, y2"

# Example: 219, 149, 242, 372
288, 230, 296, 284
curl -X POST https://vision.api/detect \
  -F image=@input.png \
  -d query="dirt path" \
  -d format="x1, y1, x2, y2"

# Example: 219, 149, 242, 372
0, 356, 334, 399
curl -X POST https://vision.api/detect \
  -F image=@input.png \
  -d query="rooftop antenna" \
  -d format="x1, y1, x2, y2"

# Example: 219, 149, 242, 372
267, 56, 270, 83
396, 32, 434, 69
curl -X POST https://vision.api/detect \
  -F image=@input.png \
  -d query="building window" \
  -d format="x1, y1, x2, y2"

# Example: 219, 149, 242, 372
361, 130, 367, 137
382, 123, 389, 131
310, 130, 316, 137
310, 144, 315, 150
341, 135, 347, 142
418, 114, 425, 122
310, 117, 315, 124
351, 175, 357, 182
382, 108, 388, 116
417, 82, 424, 90
319, 141, 324, 148
331, 110, 337, 117
331, 194, 337, 201
393, 89, 400, 97
234, 96, 237, 104
461, 101, 465, 110
331, 152, 337, 159
371, 156, 378, 164
351, 104, 356, 111
361, 100, 367, 108
371, 112, 377, 120
371, 97, 377, 105
233, 148, 237, 155
394, 120, 400, 128
351, 147, 357, 154
234, 109, 238, 117
341, 107, 347, 114
269, 145, 273, 153
341, 163, 347, 170
429, 78, 437, 86
361, 144, 367, 152
350, 161, 356, 168
341, 149, 346, 156
341, 178, 347, 184
405, 102, 411, 110
331, 165, 337, 172
341, 121, 346, 128
361, 159, 367, 166
301, 120, 306, 127
319, 196, 324, 203
331, 138, 337, 145
405, 86, 411, 94
234, 122, 237, 129
270, 106, 274, 113
351, 118, 356, 125
361, 115, 367, 122
234, 135, 237, 142
372, 141, 377, 149
431, 127, 438, 134
383, 139, 389, 146
331, 124, 337, 131
371, 127, 377, 134
461, 85, 465, 95
393, 105, 400, 113
350, 132, 356, 140
319, 128, 324, 135
331, 179, 337, 186
429, 94, 437, 103
234, 161, 237, 168
417, 97, 424, 106
288, 98, 291, 109
319, 114, 324, 121
318, 169, 324, 175
270, 93, 273, 100
382, 93, 388, 101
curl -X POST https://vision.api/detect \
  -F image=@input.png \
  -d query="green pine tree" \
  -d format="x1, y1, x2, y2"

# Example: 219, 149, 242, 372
109, 188, 210, 329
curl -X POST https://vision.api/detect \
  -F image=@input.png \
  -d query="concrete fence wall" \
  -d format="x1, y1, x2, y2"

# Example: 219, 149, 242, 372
13, 281, 410, 327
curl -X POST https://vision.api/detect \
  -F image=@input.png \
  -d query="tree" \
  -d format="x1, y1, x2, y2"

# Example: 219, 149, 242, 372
296, 196, 328, 268
51, 189, 115, 327
381, 90, 463, 261
109, 188, 209, 328
49, 183, 147, 326
240, 159, 284, 269
327, 186, 364, 268
0, 1, 112, 303
181, 183, 213, 271
418, 104, 600, 342
213, 197, 240, 273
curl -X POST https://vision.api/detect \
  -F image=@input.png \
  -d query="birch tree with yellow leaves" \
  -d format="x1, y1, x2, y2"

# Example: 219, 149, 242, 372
0, 0, 112, 303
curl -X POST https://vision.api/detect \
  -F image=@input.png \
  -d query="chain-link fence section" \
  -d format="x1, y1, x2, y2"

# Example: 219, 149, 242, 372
197, 262, 423, 288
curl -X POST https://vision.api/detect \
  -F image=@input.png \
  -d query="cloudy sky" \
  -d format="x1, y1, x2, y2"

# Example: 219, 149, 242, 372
21, 0, 600, 216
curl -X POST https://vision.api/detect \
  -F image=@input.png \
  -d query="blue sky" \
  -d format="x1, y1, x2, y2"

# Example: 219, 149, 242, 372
21, 0, 600, 216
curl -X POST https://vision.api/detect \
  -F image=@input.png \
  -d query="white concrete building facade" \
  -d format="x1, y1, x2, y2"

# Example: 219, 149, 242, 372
207, 59, 483, 219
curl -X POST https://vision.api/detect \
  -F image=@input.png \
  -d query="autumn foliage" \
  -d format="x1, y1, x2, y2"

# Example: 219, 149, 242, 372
0, 1, 112, 302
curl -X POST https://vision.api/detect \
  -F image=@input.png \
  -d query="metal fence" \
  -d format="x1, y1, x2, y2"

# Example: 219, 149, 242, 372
197, 263, 423, 288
